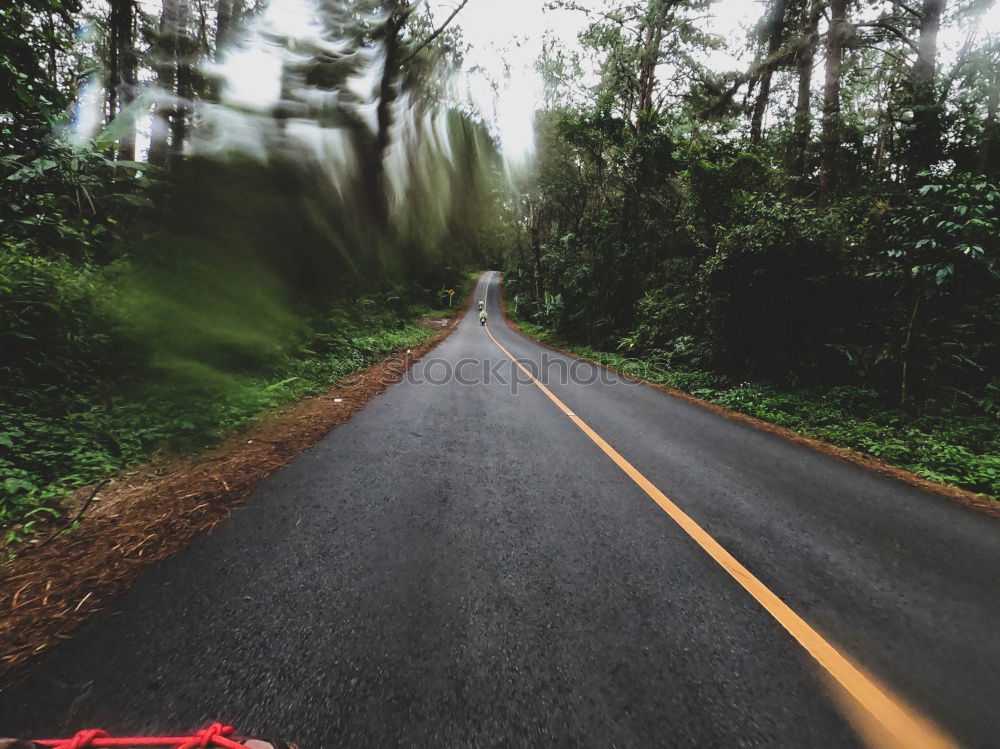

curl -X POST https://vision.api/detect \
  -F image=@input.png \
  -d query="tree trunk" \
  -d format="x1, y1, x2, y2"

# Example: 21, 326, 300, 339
375, 8, 405, 171
215, 0, 234, 57
979, 76, 999, 175
789, 0, 821, 178
750, 0, 787, 145
636, 0, 666, 131
169, 0, 193, 157
819, 0, 848, 195
900, 294, 921, 405
361, 0, 412, 229
512, 208, 526, 269
528, 202, 543, 301
907, 0, 945, 174
874, 85, 894, 177
148, 0, 178, 165
46, 13, 58, 82
107, 0, 137, 160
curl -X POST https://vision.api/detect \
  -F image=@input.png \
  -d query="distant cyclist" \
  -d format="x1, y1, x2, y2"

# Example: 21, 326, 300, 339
478, 299, 485, 311
479, 308, 488, 326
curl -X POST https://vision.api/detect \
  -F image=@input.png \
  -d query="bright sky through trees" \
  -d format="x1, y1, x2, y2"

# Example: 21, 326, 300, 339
72, 0, 1000, 163
425, 0, 1000, 160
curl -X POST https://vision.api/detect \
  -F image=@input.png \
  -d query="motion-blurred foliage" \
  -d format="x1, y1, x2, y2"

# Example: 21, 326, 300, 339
2, 0, 501, 530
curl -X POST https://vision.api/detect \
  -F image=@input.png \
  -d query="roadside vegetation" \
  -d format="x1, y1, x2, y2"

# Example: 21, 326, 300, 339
515, 318, 999, 497
503, 1, 1000, 501
5, 0, 1000, 532
1, 294, 472, 537
2, 0, 499, 533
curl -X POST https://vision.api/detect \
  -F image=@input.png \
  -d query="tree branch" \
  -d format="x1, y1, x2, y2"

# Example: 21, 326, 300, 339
702, 32, 808, 118
855, 42, 909, 66
890, 0, 922, 19
858, 19, 919, 53
401, 0, 470, 64
35, 480, 109, 551
555, 2, 645, 34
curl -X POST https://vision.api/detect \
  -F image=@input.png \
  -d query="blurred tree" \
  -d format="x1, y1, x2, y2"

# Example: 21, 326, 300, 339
749, 0, 788, 145
107, 0, 137, 160
820, 0, 849, 194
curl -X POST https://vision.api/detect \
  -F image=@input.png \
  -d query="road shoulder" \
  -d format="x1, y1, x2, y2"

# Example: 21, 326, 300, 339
496, 276, 999, 521
0, 281, 477, 688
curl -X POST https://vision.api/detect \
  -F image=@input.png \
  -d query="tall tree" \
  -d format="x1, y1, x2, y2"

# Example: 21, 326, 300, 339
360, 0, 469, 227
906, 0, 945, 172
980, 51, 999, 175
820, 0, 849, 194
789, 0, 823, 177
0, 1, 78, 153
148, 0, 179, 165
637, 0, 668, 131
169, 0, 194, 156
214, 0, 242, 58
749, 0, 788, 145
107, 0, 137, 160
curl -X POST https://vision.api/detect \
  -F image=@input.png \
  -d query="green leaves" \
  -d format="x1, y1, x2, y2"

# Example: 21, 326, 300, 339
92, 99, 152, 151
886, 171, 1000, 288
546, 329, 1000, 497
0, 280, 449, 530
5, 157, 57, 181
2, 478, 36, 497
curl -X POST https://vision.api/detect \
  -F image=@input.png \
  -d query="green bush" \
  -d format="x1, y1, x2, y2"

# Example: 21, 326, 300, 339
0, 297, 437, 532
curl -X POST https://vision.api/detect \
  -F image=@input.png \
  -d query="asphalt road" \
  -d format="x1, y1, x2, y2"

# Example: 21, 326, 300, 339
2, 272, 998, 747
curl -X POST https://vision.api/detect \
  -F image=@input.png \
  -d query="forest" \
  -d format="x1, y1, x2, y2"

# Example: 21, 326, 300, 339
1, 0, 998, 536
1, 0, 505, 534
503, 0, 1000, 498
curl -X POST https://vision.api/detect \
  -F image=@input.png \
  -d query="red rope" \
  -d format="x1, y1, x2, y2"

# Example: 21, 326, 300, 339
52, 730, 108, 749
34, 724, 248, 748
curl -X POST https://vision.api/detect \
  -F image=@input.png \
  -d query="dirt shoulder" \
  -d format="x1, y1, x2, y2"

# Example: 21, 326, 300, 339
498, 278, 999, 521
0, 289, 474, 688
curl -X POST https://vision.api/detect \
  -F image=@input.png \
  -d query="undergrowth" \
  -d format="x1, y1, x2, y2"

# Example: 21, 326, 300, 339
0, 299, 445, 538
514, 320, 1000, 499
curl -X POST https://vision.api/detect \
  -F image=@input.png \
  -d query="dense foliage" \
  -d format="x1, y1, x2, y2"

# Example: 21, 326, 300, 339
4, 0, 999, 529
517, 320, 1000, 495
1, 295, 462, 537
1, 0, 498, 530
504, 0, 999, 495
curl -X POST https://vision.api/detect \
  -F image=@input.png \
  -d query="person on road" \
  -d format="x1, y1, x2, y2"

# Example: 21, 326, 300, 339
478, 300, 485, 311
479, 308, 488, 326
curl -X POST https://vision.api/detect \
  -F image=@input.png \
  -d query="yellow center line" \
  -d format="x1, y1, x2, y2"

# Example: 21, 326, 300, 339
480, 275, 956, 749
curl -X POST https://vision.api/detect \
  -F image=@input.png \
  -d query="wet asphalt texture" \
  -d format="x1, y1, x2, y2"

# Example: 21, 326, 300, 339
1, 272, 998, 747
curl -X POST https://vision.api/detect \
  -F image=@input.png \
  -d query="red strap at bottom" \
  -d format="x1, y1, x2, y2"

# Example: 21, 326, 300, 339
34, 724, 248, 748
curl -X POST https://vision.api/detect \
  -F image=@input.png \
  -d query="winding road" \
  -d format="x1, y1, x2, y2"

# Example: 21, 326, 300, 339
2, 272, 998, 747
